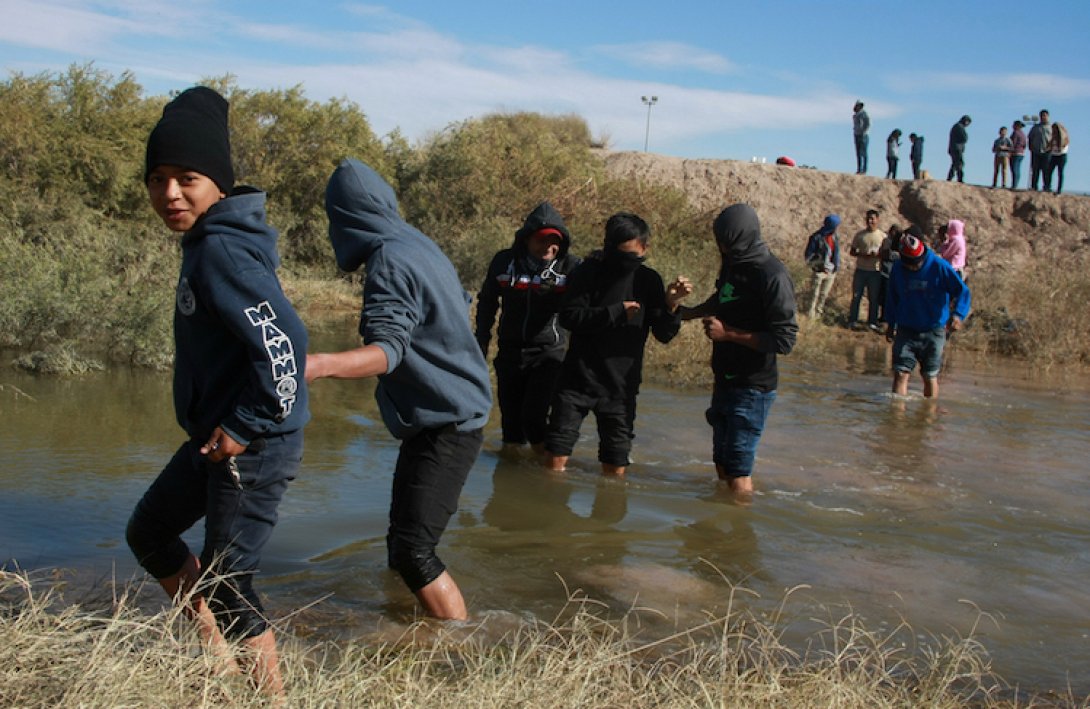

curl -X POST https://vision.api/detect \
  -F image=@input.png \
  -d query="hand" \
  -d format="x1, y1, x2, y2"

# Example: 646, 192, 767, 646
666, 276, 693, 309
702, 316, 729, 342
947, 317, 963, 333
623, 301, 641, 320
885, 327, 895, 343
201, 427, 246, 463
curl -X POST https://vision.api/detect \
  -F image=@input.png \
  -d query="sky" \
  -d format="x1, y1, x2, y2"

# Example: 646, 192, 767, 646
2, 0, 1089, 194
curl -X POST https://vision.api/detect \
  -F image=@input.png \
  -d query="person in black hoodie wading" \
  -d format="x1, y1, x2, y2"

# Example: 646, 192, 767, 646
542, 212, 692, 477
681, 204, 797, 504
125, 87, 309, 695
476, 203, 581, 455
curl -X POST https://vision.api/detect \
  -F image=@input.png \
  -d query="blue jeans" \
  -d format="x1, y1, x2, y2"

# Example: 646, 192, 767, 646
1010, 154, 1024, 189
849, 270, 883, 325
855, 134, 869, 173
126, 432, 303, 639
893, 328, 947, 378
1046, 153, 1067, 194
706, 387, 777, 478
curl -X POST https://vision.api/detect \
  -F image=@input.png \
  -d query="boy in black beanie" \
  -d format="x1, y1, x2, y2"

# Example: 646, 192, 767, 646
126, 86, 309, 694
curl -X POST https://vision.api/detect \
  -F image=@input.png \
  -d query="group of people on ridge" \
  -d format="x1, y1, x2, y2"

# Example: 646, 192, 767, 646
126, 86, 801, 696
852, 101, 1070, 193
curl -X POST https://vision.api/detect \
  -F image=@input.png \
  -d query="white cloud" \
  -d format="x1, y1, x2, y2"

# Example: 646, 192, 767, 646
592, 41, 734, 74
897, 71, 1090, 100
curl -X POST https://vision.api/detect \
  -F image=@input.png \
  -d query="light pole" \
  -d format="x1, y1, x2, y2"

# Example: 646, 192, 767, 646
641, 95, 658, 152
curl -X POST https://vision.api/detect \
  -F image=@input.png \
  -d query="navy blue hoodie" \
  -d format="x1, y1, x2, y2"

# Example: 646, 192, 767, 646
174, 187, 309, 444
325, 158, 492, 439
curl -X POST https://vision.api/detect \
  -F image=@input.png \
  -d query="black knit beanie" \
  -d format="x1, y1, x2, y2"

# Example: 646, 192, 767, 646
144, 86, 234, 193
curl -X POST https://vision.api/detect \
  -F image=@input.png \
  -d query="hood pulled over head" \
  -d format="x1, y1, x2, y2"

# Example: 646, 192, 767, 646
325, 158, 403, 272
514, 202, 571, 258
821, 214, 841, 235
945, 219, 964, 239
713, 203, 768, 265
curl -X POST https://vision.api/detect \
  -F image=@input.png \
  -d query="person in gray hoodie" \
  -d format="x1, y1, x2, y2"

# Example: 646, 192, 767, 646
306, 158, 492, 620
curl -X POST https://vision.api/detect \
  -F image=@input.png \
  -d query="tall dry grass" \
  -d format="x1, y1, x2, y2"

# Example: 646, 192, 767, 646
3, 569, 1082, 708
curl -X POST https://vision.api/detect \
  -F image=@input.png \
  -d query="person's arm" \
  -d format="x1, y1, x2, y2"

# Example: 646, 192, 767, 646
198, 238, 308, 458
557, 262, 627, 333
307, 344, 388, 381
703, 271, 797, 355
473, 254, 504, 357
647, 273, 690, 344
946, 268, 972, 330
310, 254, 419, 381
678, 290, 718, 321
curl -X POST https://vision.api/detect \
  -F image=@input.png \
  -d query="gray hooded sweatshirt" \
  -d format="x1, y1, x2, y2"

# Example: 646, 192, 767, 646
325, 158, 492, 439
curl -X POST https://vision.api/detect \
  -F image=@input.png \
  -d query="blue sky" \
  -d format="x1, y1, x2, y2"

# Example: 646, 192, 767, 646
2, 0, 1089, 193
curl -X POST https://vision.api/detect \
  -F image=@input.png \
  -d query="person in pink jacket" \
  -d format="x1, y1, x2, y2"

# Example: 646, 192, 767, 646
939, 219, 967, 280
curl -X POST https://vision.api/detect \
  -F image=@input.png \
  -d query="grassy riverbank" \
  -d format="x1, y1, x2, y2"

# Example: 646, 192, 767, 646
6, 570, 1078, 708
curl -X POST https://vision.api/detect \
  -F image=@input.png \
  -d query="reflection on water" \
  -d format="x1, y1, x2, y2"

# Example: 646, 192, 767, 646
2, 343, 1089, 693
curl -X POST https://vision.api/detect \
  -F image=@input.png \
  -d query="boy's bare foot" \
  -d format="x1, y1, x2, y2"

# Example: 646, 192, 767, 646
601, 464, 626, 477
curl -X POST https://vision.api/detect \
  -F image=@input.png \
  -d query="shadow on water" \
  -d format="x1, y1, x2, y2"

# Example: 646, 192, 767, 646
2, 337, 1090, 693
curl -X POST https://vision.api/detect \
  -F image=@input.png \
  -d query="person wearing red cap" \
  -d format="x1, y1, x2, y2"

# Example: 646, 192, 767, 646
884, 227, 971, 398
475, 202, 582, 455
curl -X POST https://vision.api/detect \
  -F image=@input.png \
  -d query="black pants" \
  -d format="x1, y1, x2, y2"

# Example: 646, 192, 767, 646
387, 425, 482, 591
544, 387, 635, 466
494, 353, 562, 445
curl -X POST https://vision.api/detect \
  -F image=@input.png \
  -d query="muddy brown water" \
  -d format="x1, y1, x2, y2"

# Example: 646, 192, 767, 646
2, 337, 1088, 693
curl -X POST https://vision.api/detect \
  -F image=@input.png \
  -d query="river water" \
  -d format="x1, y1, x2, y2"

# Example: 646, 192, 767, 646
1, 339, 1088, 693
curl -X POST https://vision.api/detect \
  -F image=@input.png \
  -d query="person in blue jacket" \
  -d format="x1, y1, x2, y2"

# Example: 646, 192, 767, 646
306, 158, 492, 621
884, 227, 971, 399
126, 86, 309, 694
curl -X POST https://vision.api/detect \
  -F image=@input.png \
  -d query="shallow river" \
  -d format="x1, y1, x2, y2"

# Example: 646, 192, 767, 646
2, 338, 1088, 693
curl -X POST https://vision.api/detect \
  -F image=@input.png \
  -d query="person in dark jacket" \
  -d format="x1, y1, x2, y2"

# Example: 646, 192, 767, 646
803, 214, 841, 319
909, 133, 924, 179
126, 87, 309, 694
947, 115, 972, 182
542, 212, 692, 477
306, 158, 492, 621
475, 203, 581, 454
681, 204, 797, 503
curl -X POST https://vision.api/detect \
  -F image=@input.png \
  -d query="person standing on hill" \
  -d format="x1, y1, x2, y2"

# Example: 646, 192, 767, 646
1045, 122, 1070, 194
991, 126, 1013, 188
853, 100, 870, 174
126, 86, 310, 695
1009, 120, 1028, 189
1028, 109, 1052, 191
909, 133, 924, 179
947, 115, 972, 183
542, 213, 692, 477
885, 129, 902, 179
306, 158, 492, 621
475, 202, 581, 455
803, 214, 841, 319
680, 204, 798, 503
885, 228, 971, 399
847, 209, 886, 331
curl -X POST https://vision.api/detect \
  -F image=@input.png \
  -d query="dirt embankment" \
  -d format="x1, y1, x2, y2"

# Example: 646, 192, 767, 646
600, 151, 1090, 276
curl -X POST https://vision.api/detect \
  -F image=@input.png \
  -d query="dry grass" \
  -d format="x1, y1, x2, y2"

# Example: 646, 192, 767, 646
3, 570, 1084, 708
